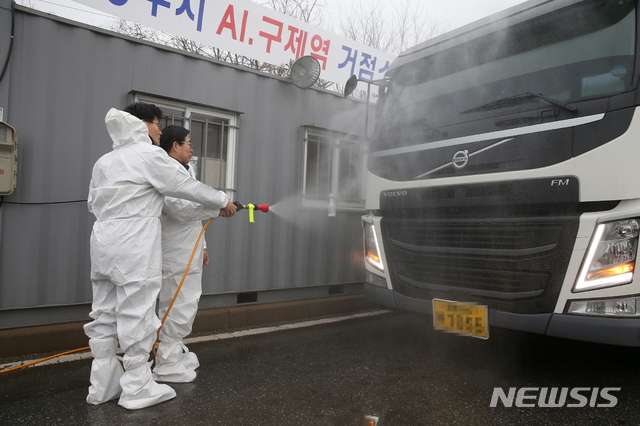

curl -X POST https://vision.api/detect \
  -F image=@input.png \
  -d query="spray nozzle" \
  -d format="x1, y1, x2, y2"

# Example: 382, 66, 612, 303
233, 201, 270, 213
254, 204, 270, 213
233, 201, 270, 223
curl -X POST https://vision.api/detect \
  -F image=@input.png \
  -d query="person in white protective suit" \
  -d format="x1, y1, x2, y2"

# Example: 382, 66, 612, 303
83, 104, 236, 410
153, 125, 219, 383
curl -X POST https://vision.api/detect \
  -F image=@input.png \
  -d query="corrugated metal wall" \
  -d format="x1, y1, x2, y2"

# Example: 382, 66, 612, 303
0, 7, 368, 327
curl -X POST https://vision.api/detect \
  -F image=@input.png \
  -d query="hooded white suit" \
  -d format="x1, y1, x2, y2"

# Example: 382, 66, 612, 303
84, 109, 228, 410
153, 164, 219, 383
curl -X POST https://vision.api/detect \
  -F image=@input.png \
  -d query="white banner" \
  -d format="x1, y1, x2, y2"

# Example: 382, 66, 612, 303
72, 0, 395, 87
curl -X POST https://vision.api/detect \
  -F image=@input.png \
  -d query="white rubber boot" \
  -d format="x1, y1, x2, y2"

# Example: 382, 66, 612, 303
153, 341, 198, 383
86, 337, 124, 405
118, 354, 176, 410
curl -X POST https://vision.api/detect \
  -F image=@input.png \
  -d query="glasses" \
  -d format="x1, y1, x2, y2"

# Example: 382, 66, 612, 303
178, 141, 193, 147
146, 120, 161, 128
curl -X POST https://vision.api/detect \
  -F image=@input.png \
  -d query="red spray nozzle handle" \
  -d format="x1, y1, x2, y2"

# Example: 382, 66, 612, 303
255, 204, 269, 213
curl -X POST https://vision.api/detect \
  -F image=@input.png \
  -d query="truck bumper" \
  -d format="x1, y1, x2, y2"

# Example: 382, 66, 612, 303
365, 284, 640, 347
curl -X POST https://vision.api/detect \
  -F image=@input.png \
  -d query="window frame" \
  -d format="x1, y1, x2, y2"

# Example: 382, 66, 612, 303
135, 95, 238, 199
302, 125, 367, 211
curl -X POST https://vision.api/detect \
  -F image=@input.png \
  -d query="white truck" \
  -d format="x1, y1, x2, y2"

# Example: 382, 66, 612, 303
362, 0, 640, 345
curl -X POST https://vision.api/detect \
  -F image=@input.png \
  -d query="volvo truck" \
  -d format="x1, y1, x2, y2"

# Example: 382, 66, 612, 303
362, 0, 640, 345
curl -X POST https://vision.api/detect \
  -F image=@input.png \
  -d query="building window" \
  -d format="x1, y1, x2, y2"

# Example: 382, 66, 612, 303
137, 96, 238, 199
302, 126, 366, 209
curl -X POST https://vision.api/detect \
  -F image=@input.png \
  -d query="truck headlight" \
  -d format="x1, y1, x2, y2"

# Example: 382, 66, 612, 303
574, 219, 639, 292
364, 222, 384, 271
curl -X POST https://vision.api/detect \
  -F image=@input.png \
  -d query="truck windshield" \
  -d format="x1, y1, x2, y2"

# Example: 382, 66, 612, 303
381, 0, 636, 137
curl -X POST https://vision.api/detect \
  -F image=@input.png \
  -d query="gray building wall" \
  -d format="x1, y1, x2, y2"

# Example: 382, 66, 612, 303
0, 5, 368, 328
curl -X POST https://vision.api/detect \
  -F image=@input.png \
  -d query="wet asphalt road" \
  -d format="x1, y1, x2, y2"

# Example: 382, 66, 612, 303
1, 310, 640, 426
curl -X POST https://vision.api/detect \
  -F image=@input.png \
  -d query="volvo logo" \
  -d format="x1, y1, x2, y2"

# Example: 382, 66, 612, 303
452, 150, 469, 169
383, 191, 408, 197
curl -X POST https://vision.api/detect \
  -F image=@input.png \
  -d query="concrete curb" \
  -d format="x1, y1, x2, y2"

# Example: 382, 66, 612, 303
0, 294, 378, 359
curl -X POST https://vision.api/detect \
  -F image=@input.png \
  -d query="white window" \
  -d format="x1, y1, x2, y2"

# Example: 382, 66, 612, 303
302, 126, 366, 210
136, 95, 238, 199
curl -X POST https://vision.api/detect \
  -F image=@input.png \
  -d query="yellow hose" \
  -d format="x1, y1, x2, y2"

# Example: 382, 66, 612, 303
0, 218, 214, 374
0, 347, 90, 375
153, 218, 213, 354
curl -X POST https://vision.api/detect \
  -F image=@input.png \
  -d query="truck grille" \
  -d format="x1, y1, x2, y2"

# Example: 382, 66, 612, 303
381, 216, 580, 314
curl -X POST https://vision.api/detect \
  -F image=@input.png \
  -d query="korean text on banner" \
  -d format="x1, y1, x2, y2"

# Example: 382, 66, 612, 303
71, 0, 395, 86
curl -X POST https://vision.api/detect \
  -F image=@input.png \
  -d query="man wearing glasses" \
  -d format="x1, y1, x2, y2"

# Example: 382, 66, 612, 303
84, 103, 236, 410
154, 125, 217, 383
125, 102, 163, 146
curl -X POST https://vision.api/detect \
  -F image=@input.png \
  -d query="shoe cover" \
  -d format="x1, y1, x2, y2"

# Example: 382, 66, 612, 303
182, 350, 199, 371
153, 342, 198, 383
118, 354, 176, 410
86, 337, 124, 405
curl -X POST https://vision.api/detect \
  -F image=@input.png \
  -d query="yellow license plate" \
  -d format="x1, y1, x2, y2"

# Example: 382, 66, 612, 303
432, 299, 489, 339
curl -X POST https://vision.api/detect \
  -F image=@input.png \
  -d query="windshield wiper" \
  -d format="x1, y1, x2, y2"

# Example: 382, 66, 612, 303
461, 92, 577, 114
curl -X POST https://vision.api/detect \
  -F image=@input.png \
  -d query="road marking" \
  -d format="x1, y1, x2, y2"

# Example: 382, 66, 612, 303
0, 310, 392, 371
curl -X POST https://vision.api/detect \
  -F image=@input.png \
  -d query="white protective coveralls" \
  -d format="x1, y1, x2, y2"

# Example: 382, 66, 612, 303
153, 164, 220, 383
84, 109, 229, 410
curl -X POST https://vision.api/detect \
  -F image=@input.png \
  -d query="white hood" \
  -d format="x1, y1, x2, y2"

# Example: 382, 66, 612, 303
105, 108, 151, 150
